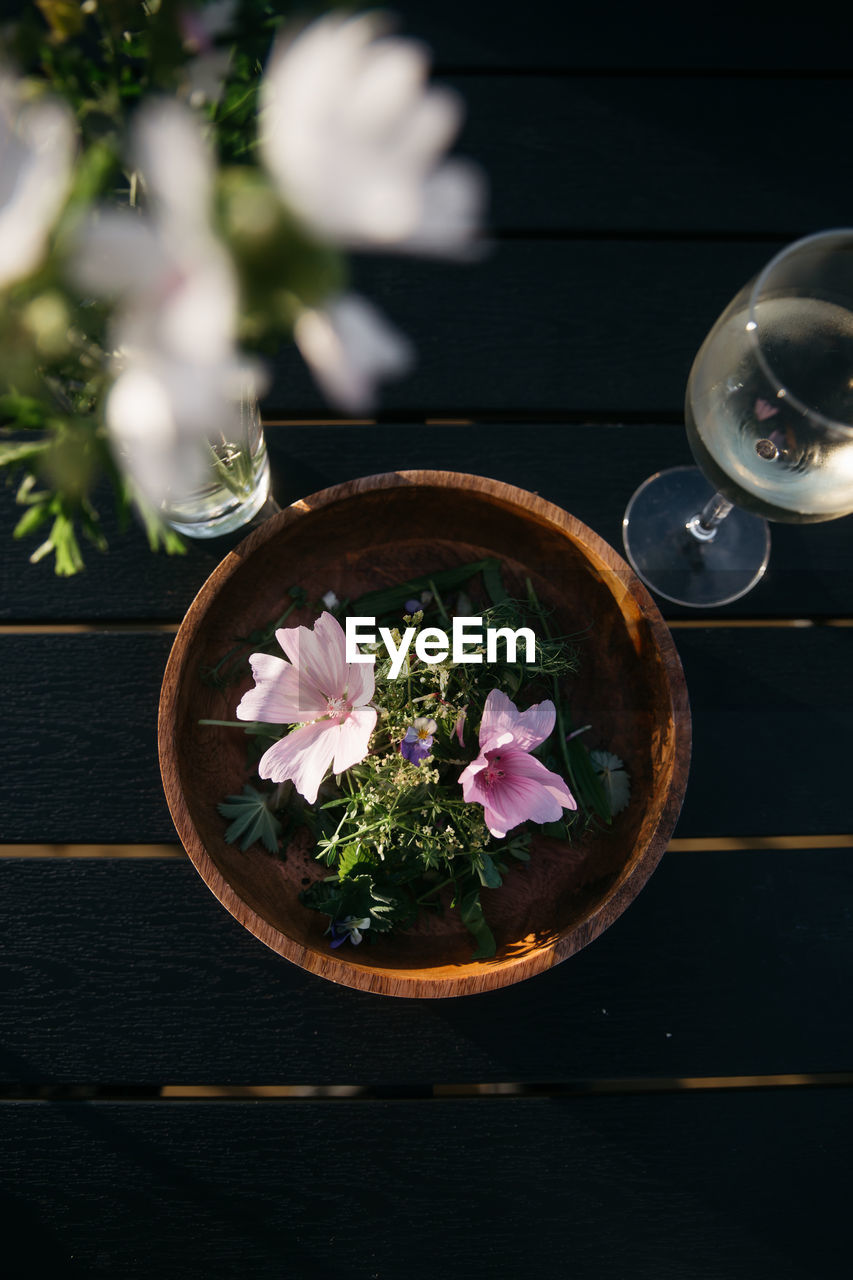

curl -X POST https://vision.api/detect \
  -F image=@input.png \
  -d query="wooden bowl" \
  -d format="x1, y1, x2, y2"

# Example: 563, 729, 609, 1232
159, 471, 690, 997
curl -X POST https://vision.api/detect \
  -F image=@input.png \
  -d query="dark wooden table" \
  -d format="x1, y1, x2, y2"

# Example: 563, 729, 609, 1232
2, 5, 852, 1276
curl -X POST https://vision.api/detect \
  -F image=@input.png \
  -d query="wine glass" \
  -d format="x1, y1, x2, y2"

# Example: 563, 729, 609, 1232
622, 229, 853, 607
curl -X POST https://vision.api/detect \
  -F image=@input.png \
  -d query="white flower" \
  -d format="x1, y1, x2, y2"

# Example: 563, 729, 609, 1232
293, 292, 414, 414
0, 73, 75, 290
179, 0, 237, 107
259, 12, 485, 258
70, 99, 263, 508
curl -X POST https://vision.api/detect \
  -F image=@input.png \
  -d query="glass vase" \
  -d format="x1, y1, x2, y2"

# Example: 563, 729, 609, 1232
161, 392, 274, 538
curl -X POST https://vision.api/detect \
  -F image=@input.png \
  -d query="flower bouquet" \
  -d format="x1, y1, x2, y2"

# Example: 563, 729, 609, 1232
0, 2, 485, 570
208, 559, 630, 958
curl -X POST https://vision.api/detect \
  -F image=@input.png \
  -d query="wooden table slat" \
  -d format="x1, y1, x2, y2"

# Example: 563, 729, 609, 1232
1, 13, 851, 1269
455, 75, 853, 234
1, 850, 850, 1083
404, 2, 853, 72
266, 240, 781, 415
3, 627, 850, 842
2, 424, 851, 621
1, 1091, 848, 1278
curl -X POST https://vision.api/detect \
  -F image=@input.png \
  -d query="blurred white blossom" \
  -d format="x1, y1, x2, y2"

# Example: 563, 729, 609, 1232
71, 99, 262, 508
0, 5, 492, 573
259, 12, 485, 258
179, 0, 236, 107
0, 72, 75, 291
293, 293, 414, 415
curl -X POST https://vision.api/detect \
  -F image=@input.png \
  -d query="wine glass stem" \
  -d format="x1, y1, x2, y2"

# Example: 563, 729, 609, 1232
685, 491, 734, 543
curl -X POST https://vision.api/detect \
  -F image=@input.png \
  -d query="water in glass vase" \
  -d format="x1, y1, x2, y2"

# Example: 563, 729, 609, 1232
164, 439, 271, 536
685, 296, 853, 523
161, 395, 272, 538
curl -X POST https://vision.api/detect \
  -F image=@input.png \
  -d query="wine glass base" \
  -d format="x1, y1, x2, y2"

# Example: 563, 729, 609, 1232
622, 466, 771, 607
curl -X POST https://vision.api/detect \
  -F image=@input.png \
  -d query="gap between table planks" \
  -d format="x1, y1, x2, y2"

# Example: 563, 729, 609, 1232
2, 835, 852, 857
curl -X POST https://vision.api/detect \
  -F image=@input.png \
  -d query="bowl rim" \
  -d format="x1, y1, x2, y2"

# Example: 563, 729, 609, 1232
158, 469, 691, 998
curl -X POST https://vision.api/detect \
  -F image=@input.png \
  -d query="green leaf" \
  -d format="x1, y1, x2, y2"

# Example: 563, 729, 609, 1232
338, 843, 371, 878
0, 440, 50, 469
477, 852, 503, 889
78, 498, 108, 552
458, 886, 497, 959
590, 750, 632, 815
0, 393, 49, 428
135, 499, 187, 556
13, 503, 52, 539
217, 785, 282, 854
564, 731, 612, 822
541, 819, 570, 840
482, 559, 508, 606
349, 558, 502, 618
49, 512, 85, 576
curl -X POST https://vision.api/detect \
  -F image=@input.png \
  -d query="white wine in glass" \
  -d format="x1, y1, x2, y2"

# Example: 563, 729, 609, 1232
623, 230, 853, 607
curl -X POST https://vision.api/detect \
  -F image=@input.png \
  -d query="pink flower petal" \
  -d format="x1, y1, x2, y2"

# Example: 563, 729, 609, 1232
246, 651, 288, 684
345, 652, 375, 706
478, 688, 555, 752
236, 654, 328, 723
458, 752, 488, 800
479, 770, 558, 837
275, 611, 347, 698
502, 750, 577, 811
257, 718, 338, 803
455, 706, 466, 745
459, 741, 576, 838
331, 703, 377, 773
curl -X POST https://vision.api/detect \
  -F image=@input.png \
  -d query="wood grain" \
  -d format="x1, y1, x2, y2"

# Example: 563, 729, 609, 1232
3, 625, 850, 842
2, 1091, 849, 1278
158, 472, 690, 996
0, 4, 849, 1271
400, 1, 850, 70
263, 240, 780, 415
455, 75, 853, 233
0, 850, 851, 1083
3, 424, 852, 623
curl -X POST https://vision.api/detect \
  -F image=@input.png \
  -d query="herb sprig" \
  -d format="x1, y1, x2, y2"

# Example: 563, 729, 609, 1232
210, 559, 630, 957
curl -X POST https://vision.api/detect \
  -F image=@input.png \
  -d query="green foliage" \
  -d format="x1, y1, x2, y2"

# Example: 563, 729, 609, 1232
14, 2, 288, 152
200, 585, 308, 688
217, 784, 283, 854
590, 750, 632, 815
0, 2, 337, 575
213, 562, 631, 958
456, 886, 496, 961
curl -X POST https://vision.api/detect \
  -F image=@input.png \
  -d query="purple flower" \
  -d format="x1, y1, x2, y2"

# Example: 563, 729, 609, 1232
400, 716, 437, 765
404, 591, 432, 615
458, 689, 576, 838
328, 916, 371, 947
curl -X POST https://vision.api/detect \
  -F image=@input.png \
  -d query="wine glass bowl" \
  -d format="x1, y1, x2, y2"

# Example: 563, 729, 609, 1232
623, 229, 853, 607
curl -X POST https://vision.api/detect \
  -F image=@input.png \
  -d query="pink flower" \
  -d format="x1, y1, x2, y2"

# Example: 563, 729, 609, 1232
454, 706, 467, 746
754, 397, 779, 422
458, 689, 576, 838
236, 612, 376, 804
